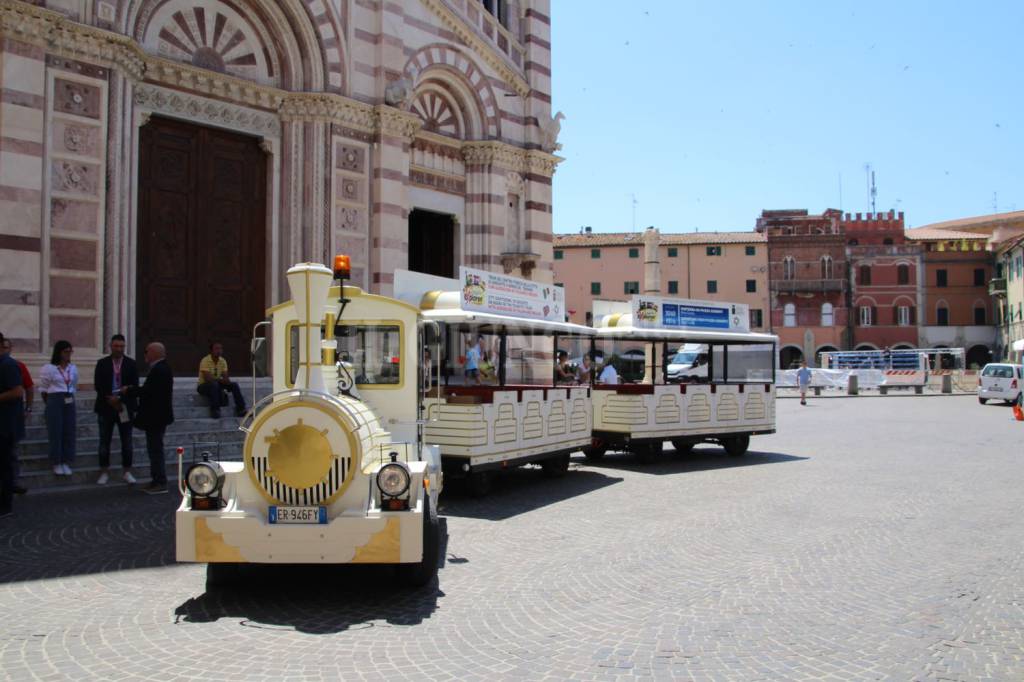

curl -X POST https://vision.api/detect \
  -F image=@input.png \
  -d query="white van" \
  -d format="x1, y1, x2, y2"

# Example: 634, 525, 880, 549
978, 363, 1023, 405
667, 344, 708, 382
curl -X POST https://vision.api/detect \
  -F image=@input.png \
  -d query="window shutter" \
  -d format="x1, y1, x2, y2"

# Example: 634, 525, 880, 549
909, 306, 916, 325
871, 306, 878, 325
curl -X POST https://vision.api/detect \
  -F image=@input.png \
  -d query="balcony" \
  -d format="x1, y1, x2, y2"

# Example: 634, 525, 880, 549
770, 278, 848, 294
989, 277, 1007, 297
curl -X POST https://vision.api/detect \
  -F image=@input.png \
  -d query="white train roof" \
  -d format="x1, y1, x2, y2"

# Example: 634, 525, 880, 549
422, 307, 596, 336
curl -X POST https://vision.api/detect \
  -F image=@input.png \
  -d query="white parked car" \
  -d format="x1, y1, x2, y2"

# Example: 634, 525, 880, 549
978, 363, 1023, 405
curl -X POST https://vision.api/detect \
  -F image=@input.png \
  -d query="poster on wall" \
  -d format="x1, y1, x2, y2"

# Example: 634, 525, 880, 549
460, 266, 564, 322
631, 295, 750, 332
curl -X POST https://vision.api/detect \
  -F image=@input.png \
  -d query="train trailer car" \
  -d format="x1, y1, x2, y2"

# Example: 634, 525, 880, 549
585, 295, 778, 462
175, 259, 443, 590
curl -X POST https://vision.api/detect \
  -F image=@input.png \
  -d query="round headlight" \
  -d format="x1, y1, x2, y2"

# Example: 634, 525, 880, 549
376, 463, 410, 497
187, 462, 224, 497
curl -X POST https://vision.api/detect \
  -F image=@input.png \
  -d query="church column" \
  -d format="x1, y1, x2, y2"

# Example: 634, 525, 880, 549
369, 106, 420, 295
462, 142, 507, 273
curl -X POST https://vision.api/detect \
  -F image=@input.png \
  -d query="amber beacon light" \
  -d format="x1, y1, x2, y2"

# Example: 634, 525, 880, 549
333, 254, 351, 280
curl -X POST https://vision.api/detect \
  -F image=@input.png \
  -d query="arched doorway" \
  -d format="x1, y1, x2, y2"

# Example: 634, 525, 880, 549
136, 117, 267, 374
779, 345, 804, 369
966, 345, 990, 369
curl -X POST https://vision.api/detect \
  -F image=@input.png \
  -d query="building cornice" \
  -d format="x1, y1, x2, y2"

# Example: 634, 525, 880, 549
419, 0, 531, 98
461, 140, 562, 176
375, 104, 423, 139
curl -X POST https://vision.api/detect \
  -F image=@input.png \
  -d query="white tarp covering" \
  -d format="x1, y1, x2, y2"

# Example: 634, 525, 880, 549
1013, 339, 1024, 352
776, 368, 885, 388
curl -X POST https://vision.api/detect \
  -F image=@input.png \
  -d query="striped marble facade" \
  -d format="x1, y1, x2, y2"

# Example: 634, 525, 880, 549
0, 0, 560, 370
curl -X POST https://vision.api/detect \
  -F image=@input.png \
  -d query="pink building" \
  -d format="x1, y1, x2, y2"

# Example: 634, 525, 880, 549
553, 229, 769, 329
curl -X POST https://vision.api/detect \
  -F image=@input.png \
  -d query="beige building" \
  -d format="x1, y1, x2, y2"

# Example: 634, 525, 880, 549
0, 0, 560, 374
553, 229, 769, 329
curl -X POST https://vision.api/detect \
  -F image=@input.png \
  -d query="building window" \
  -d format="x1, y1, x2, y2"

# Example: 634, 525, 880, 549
591, 282, 601, 295
783, 303, 796, 327
706, 246, 722, 256
706, 280, 718, 294
997, 262, 1004, 278
750, 309, 763, 328
859, 265, 872, 286
555, 282, 563, 289
883, 238, 894, 245
937, 269, 948, 287
937, 306, 949, 326
554, 250, 563, 260
668, 280, 678, 294
585, 311, 593, 326
821, 302, 834, 326
859, 306, 873, 326
974, 305, 986, 325
974, 268, 985, 286
820, 255, 833, 279
848, 239, 859, 246
783, 256, 795, 280
897, 305, 910, 326
624, 281, 639, 294
480, 0, 508, 26
628, 248, 639, 258
897, 263, 909, 285
745, 245, 756, 256
746, 279, 756, 293
591, 248, 601, 259
667, 247, 678, 257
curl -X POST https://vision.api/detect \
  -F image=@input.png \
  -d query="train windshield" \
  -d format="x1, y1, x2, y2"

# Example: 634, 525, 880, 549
335, 324, 402, 385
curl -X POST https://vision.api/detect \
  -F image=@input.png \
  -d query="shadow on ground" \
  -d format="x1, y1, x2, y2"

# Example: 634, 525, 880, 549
578, 447, 808, 475
173, 520, 449, 634
439, 467, 623, 521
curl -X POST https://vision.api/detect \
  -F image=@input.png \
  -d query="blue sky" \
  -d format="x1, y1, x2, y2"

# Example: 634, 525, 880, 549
550, 1, 1023, 233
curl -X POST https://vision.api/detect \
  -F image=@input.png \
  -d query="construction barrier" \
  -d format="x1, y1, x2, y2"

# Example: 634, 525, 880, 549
879, 370, 927, 394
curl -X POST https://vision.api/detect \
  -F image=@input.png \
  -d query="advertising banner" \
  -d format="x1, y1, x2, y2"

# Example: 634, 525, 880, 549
460, 266, 565, 322
632, 295, 749, 332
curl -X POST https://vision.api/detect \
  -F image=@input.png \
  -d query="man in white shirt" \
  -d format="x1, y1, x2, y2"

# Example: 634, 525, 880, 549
598, 359, 619, 385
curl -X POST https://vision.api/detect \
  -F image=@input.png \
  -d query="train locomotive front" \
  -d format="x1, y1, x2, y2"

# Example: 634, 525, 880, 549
175, 260, 442, 589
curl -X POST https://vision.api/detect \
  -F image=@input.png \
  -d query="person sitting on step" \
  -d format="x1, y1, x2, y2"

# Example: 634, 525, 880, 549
197, 342, 247, 419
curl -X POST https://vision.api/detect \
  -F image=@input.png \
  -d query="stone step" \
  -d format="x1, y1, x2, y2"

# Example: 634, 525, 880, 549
17, 441, 245, 492
16, 425, 246, 462
22, 414, 247, 440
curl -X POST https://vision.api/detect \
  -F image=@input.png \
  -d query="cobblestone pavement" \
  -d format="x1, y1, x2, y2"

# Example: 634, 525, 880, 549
1, 395, 1022, 681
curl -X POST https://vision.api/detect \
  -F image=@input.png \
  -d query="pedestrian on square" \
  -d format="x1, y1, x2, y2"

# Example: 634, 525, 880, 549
94, 334, 139, 486
1, 337, 30, 495
796, 360, 812, 406
132, 342, 173, 494
0, 331, 25, 518
197, 342, 246, 419
38, 340, 78, 476
463, 336, 480, 385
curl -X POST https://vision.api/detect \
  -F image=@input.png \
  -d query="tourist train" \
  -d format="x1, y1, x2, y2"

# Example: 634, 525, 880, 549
175, 256, 777, 587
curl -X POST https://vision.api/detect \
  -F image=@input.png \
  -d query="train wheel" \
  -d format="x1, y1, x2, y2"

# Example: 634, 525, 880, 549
582, 443, 607, 461
465, 470, 493, 497
541, 453, 570, 477
671, 439, 694, 456
205, 562, 242, 592
399, 496, 440, 588
723, 435, 750, 457
634, 442, 661, 464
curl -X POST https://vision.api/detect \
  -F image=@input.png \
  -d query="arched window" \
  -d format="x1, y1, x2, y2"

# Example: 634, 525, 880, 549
897, 263, 910, 285
820, 255, 833, 279
974, 304, 986, 325
784, 303, 796, 327
821, 302, 834, 326
937, 304, 949, 326
783, 256, 795, 280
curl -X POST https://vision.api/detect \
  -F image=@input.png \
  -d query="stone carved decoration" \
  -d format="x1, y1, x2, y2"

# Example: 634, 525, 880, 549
134, 84, 279, 137
384, 78, 414, 108
500, 252, 539, 277
279, 95, 376, 131
52, 160, 98, 195
337, 207, 363, 232
375, 105, 423, 139
148, 5, 275, 86
335, 145, 364, 173
506, 171, 524, 195
538, 111, 565, 153
411, 89, 462, 138
57, 123, 99, 156
338, 178, 360, 202
54, 79, 101, 119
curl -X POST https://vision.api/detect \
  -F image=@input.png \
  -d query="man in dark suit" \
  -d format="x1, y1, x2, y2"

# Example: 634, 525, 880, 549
94, 334, 139, 486
133, 342, 174, 495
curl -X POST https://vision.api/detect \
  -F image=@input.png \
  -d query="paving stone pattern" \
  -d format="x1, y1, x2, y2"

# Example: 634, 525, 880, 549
1, 395, 1022, 680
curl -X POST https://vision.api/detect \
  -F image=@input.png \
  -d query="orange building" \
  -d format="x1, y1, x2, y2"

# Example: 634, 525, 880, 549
553, 229, 768, 329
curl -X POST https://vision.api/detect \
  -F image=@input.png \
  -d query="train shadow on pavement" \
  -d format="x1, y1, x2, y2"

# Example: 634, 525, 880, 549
578, 448, 808, 475
439, 468, 623, 521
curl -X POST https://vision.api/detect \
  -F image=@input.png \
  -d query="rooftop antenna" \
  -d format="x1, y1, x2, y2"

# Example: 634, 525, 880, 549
863, 164, 877, 214
992, 191, 998, 213
631, 194, 638, 231
838, 172, 843, 211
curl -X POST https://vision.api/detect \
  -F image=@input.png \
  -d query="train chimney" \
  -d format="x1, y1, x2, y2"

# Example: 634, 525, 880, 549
285, 262, 333, 393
